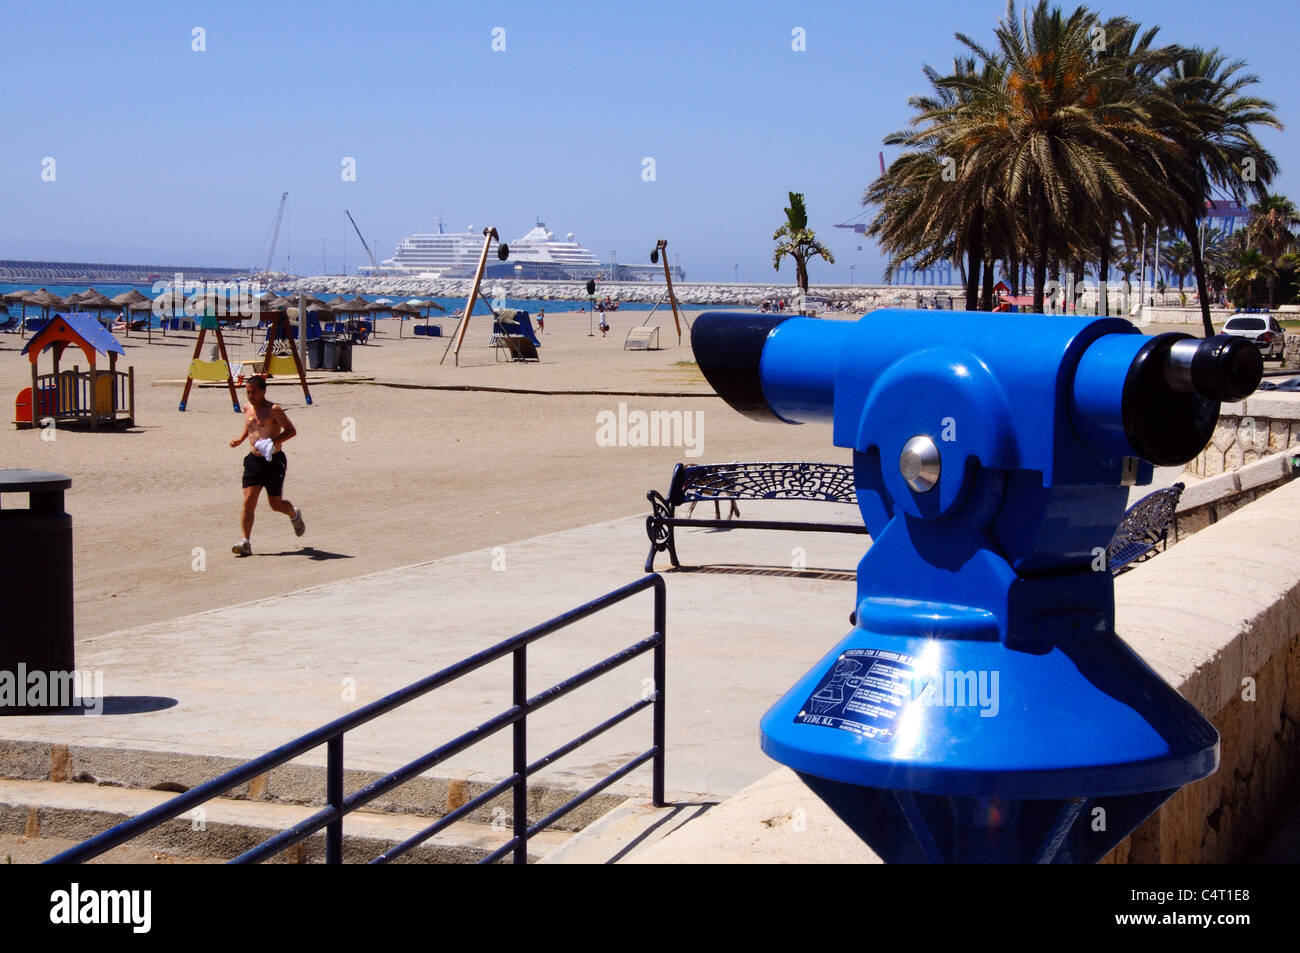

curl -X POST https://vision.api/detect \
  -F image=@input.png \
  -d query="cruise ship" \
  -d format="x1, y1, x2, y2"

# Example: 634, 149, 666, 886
370, 219, 604, 280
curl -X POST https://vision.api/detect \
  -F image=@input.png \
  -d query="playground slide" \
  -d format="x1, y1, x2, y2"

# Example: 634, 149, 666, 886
513, 310, 542, 347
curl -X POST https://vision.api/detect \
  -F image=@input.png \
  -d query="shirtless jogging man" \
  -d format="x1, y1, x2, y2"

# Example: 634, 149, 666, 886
229, 375, 305, 555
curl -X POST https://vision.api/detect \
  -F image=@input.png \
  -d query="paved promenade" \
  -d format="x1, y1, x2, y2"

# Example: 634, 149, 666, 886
1, 504, 865, 804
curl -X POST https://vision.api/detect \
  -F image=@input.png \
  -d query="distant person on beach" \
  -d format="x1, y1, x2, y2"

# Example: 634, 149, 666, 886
598, 302, 609, 337
229, 375, 304, 556
537, 309, 544, 333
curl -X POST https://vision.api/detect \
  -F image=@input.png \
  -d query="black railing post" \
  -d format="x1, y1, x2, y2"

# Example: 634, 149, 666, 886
513, 645, 528, 864
327, 735, 343, 864
653, 578, 667, 807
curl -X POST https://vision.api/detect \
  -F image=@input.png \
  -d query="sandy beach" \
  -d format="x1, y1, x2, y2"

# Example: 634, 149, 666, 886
0, 307, 842, 640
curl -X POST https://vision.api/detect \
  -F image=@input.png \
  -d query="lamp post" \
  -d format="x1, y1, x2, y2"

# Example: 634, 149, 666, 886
734, 264, 739, 283
851, 264, 856, 285
322, 239, 327, 276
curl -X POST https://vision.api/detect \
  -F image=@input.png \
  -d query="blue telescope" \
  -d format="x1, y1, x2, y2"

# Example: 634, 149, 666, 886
692, 310, 1260, 863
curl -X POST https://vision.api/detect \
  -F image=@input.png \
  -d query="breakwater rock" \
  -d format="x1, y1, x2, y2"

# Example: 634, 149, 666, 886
269, 275, 966, 311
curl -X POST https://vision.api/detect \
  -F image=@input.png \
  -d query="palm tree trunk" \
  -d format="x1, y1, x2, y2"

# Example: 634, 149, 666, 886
964, 208, 984, 311
980, 258, 995, 310
1033, 189, 1048, 313
1184, 214, 1214, 337
1098, 233, 1110, 316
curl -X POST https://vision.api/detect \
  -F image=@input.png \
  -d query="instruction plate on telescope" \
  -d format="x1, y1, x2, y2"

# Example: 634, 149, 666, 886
794, 648, 928, 742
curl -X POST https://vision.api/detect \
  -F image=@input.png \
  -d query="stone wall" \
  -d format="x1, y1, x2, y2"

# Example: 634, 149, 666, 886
1187, 393, 1300, 477
1101, 481, 1300, 862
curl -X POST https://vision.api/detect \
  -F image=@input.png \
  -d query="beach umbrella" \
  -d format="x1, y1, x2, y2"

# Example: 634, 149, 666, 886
4, 290, 34, 336
112, 289, 151, 339
78, 291, 118, 324
328, 297, 372, 337
27, 288, 68, 315
373, 297, 394, 306
390, 301, 420, 336
22, 289, 68, 339
407, 297, 446, 318
112, 289, 150, 306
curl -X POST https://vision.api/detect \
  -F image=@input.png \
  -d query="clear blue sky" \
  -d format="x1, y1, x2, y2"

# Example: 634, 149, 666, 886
2, 0, 1295, 283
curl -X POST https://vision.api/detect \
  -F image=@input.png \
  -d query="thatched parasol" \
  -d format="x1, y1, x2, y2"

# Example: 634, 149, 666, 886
111, 289, 151, 339
4, 290, 34, 335
22, 289, 68, 339
78, 291, 118, 324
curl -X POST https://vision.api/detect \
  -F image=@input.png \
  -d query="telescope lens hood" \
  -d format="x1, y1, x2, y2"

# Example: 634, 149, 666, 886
692, 312, 791, 421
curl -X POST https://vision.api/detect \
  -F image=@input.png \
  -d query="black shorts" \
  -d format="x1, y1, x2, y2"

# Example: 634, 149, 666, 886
243, 451, 287, 497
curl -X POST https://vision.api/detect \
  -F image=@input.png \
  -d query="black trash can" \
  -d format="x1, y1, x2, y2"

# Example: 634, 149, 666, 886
307, 337, 325, 370
0, 470, 75, 714
337, 341, 353, 372
323, 338, 341, 371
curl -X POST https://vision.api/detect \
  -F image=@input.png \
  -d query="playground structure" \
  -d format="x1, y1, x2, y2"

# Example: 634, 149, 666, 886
179, 312, 313, 411
14, 313, 135, 430
441, 227, 509, 366
649, 239, 683, 343
178, 316, 241, 413
621, 238, 683, 350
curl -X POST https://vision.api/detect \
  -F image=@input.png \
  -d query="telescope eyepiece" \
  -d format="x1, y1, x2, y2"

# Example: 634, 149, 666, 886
1191, 335, 1262, 403
1121, 332, 1262, 467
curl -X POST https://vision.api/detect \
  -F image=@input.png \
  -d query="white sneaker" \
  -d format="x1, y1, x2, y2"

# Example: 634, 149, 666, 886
291, 508, 305, 537
232, 540, 251, 556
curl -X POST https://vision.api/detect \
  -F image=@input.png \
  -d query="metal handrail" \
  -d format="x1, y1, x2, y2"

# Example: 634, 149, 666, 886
48, 574, 667, 864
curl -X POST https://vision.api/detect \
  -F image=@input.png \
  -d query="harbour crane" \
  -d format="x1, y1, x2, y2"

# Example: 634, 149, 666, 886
345, 210, 384, 276
259, 192, 288, 274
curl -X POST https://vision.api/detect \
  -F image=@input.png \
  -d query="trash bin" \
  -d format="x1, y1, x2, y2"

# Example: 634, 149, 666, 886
0, 470, 75, 714
336, 341, 353, 372
322, 338, 341, 371
307, 338, 325, 370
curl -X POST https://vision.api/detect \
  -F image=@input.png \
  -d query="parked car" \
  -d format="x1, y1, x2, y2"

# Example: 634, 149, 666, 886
1221, 314, 1287, 362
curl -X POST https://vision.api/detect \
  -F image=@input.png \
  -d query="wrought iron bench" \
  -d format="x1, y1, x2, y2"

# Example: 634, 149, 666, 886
1106, 482, 1184, 575
645, 461, 867, 571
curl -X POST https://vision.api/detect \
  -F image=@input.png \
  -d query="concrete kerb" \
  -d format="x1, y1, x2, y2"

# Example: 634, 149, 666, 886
0, 779, 568, 864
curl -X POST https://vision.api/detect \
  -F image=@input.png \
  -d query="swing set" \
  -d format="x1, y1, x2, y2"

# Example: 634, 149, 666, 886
179, 312, 312, 411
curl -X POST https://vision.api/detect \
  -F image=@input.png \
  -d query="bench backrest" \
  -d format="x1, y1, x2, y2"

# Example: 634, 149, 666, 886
669, 462, 858, 505
1106, 482, 1184, 572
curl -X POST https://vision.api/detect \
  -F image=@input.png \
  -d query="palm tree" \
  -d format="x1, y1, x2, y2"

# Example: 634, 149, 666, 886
1157, 47, 1282, 334
1199, 225, 1232, 304
866, 57, 1008, 310
1225, 248, 1271, 308
1165, 239, 1193, 301
1247, 193, 1300, 308
880, 2, 1171, 312
1087, 16, 1183, 313
773, 192, 835, 294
